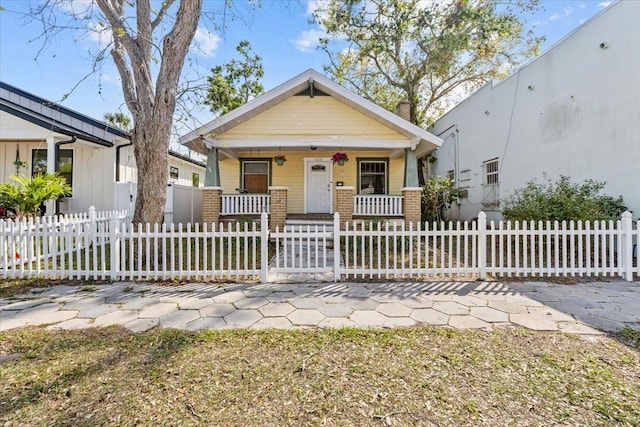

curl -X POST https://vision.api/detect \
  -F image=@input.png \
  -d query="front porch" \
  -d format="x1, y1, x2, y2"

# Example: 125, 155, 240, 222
178, 70, 442, 230
204, 186, 422, 230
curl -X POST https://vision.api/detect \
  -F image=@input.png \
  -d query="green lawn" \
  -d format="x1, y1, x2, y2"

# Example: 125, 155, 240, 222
1, 326, 638, 426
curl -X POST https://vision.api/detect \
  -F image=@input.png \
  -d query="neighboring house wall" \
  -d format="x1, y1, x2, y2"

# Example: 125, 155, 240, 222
431, 0, 640, 222
1, 82, 205, 218
0, 140, 117, 213
168, 158, 204, 188
116, 145, 204, 188
221, 96, 407, 141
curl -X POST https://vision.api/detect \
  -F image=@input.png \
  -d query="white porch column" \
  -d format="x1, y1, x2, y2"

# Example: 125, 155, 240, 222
45, 135, 56, 215
46, 135, 56, 173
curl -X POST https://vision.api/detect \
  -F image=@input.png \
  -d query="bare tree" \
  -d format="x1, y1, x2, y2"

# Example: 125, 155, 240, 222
20, 0, 204, 224
97, 0, 202, 225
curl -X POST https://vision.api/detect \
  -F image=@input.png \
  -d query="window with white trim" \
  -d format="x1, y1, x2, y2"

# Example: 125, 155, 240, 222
241, 160, 270, 193
482, 158, 500, 209
358, 160, 387, 194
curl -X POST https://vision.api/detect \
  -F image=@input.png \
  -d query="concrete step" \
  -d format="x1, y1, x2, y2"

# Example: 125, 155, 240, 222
284, 220, 334, 232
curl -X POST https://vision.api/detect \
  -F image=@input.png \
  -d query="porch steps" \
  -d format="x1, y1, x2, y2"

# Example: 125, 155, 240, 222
284, 219, 334, 233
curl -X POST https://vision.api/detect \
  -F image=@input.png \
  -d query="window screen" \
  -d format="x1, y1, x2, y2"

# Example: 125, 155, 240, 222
242, 160, 270, 193
359, 160, 387, 194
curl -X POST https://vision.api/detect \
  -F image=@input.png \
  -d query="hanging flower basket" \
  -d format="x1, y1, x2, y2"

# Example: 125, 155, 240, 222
274, 154, 287, 166
331, 152, 348, 166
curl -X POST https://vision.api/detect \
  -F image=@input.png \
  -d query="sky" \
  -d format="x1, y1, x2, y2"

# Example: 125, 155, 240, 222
0, 0, 615, 153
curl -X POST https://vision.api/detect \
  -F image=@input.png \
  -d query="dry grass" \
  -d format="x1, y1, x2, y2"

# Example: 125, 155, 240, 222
1, 326, 639, 426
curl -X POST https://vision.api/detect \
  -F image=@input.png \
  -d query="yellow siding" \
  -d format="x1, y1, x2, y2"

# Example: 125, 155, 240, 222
220, 96, 406, 140
218, 150, 406, 214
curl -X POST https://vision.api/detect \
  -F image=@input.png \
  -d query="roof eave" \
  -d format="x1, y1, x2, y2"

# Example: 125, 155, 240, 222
179, 69, 443, 151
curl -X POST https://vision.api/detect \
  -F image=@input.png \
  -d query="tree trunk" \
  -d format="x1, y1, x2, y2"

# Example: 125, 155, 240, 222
132, 116, 170, 225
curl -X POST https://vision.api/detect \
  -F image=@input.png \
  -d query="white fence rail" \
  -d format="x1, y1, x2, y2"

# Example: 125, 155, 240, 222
1, 210, 637, 282
353, 195, 403, 216
221, 194, 270, 215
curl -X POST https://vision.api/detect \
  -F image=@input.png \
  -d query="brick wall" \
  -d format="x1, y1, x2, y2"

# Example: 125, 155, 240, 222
269, 186, 288, 231
202, 187, 222, 224
336, 186, 354, 228
402, 187, 422, 227
396, 100, 411, 121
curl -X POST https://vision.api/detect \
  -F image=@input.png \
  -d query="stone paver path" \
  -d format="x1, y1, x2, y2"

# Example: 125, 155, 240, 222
1, 280, 638, 334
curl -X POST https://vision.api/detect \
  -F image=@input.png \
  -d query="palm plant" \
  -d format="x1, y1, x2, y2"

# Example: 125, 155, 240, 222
0, 173, 72, 218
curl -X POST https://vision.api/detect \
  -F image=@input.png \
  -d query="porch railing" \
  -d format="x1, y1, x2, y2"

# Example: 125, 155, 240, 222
353, 195, 403, 216
221, 194, 270, 215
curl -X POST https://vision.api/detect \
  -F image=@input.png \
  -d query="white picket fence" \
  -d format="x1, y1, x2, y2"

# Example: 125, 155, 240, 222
1, 209, 637, 282
341, 212, 638, 281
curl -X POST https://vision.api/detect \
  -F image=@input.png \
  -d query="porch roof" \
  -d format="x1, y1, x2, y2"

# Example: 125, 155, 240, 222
179, 69, 442, 159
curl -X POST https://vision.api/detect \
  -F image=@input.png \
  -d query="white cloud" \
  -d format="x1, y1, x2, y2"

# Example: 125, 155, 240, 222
58, 0, 94, 16
598, 1, 613, 8
192, 27, 221, 57
86, 20, 113, 48
100, 73, 120, 84
306, 0, 324, 16
293, 29, 325, 53
550, 7, 574, 21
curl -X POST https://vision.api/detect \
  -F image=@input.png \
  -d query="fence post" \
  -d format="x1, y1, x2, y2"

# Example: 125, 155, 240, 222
109, 211, 120, 281
478, 211, 487, 280
333, 212, 341, 282
88, 206, 96, 247
260, 212, 269, 283
621, 211, 633, 282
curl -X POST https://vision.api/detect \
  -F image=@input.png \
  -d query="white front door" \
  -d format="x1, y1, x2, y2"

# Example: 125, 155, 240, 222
305, 158, 332, 213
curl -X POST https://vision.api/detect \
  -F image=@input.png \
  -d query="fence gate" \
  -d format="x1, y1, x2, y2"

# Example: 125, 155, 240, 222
268, 219, 341, 281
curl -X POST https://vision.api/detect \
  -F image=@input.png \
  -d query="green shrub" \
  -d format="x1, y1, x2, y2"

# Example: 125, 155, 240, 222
421, 176, 463, 222
502, 175, 627, 222
0, 173, 72, 218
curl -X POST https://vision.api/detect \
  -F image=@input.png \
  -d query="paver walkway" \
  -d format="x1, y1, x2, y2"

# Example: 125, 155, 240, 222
1, 280, 638, 334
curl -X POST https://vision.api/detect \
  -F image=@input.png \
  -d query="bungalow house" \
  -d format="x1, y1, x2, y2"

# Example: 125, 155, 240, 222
430, 0, 640, 222
0, 81, 205, 218
179, 69, 442, 229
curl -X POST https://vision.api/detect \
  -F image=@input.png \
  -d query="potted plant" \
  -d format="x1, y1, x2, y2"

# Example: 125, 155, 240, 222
331, 152, 349, 166
274, 154, 287, 166
13, 159, 27, 174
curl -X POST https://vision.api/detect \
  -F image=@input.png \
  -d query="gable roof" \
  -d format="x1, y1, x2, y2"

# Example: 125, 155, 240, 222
0, 81, 129, 147
179, 69, 441, 156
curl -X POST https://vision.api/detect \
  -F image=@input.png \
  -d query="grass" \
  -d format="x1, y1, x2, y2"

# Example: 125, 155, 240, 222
0, 278, 111, 299
1, 326, 639, 426
0, 278, 58, 299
